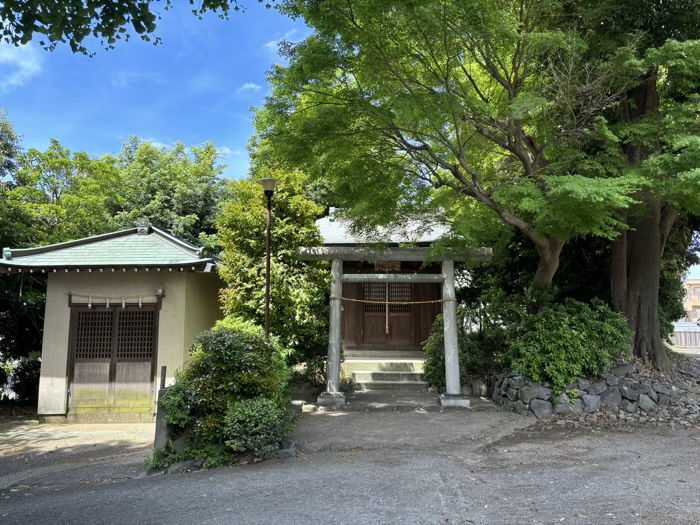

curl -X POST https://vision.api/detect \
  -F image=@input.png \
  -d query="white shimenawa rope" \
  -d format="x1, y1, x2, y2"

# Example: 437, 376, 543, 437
69, 292, 158, 308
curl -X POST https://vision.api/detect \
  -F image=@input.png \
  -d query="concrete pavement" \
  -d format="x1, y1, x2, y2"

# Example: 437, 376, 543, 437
0, 418, 154, 490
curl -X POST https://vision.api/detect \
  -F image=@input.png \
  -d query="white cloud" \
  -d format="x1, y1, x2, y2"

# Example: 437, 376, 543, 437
236, 82, 261, 94
262, 28, 300, 56
217, 147, 243, 158
145, 137, 171, 150
263, 40, 279, 53
0, 43, 43, 92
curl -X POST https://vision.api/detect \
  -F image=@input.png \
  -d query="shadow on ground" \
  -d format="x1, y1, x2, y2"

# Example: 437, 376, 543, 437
0, 418, 154, 490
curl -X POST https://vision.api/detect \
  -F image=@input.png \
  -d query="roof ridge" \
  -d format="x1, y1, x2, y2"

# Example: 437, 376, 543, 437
2, 228, 137, 260
150, 227, 203, 258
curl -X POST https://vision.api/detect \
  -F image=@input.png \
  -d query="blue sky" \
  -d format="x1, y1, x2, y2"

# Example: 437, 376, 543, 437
0, 3, 308, 179
688, 264, 700, 280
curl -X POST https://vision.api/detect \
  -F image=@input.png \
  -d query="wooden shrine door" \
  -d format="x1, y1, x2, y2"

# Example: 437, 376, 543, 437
68, 305, 158, 414
361, 282, 414, 347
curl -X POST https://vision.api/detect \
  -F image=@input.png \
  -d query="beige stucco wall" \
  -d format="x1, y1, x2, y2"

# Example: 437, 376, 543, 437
183, 272, 225, 353
37, 270, 221, 416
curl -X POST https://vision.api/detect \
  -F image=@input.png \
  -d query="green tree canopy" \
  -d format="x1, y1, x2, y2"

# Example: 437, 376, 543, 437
0, 113, 40, 361
0, 110, 20, 180
0, 0, 266, 55
1, 138, 122, 360
217, 168, 329, 360
112, 137, 226, 243
255, 0, 700, 370
8, 139, 122, 245
254, 0, 645, 289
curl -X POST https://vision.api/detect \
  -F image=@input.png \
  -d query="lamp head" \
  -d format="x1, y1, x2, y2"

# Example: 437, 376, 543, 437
258, 178, 278, 197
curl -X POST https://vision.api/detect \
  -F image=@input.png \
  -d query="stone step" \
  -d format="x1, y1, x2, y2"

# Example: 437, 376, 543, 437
342, 359, 424, 375
352, 371, 425, 383
354, 380, 429, 391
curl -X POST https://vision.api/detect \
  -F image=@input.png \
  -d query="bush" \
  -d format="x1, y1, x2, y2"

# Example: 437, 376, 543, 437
12, 359, 41, 401
423, 309, 498, 389
504, 299, 632, 395
159, 316, 291, 445
224, 397, 292, 461
304, 355, 327, 387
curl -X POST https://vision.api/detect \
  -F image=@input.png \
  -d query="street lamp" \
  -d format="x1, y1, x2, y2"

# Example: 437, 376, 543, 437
258, 178, 277, 338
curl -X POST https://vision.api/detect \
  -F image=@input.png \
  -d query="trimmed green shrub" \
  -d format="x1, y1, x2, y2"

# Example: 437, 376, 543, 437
504, 299, 632, 395
423, 309, 498, 389
159, 316, 291, 447
224, 397, 292, 461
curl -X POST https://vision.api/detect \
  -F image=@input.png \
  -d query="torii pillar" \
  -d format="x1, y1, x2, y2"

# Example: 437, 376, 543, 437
316, 257, 345, 407
439, 259, 470, 407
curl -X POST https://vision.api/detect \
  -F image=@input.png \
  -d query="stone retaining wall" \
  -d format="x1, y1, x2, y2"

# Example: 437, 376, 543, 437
480, 363, 700, 423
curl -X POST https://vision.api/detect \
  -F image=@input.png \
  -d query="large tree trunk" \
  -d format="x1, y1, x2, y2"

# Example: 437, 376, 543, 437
533, 238, 565, 287
611, 69, 675, 372
611, 199, 674, 373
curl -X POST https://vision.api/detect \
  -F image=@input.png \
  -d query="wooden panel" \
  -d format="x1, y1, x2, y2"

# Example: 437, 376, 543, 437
389, 315, 413, 345
70, 362, 110, 407
363, 315, 387, 345
113, 362, 153, 407
342, 283, 363, 347
416, 283, 441, 346
69, 305, 157, 414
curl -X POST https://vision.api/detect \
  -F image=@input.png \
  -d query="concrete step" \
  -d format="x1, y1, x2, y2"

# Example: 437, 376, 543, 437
354, 380, 429, 391
342, 359, 424, 375
352, 371, 425, 383
345, 349, 424, 358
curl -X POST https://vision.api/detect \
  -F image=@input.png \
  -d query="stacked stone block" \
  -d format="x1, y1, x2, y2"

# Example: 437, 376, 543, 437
485, 363, 698, 424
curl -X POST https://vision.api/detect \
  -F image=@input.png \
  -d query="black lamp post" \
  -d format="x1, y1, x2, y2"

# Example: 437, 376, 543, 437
258, 178, 277, 337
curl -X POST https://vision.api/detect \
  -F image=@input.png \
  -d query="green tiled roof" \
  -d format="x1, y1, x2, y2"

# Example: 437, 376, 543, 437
0, 227, 216, 272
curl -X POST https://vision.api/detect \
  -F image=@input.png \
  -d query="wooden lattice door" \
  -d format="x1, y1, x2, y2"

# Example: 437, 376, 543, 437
362, 283, 414, 347
68, 305, 158, 414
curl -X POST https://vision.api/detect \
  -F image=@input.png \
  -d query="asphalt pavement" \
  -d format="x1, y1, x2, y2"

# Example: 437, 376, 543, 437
2, 405, 700, 524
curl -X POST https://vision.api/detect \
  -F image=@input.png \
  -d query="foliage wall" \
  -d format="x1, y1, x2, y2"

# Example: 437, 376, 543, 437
217, 168, 329, 362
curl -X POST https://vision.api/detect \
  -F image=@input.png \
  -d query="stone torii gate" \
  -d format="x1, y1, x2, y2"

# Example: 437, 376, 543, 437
299, 246, 492, 408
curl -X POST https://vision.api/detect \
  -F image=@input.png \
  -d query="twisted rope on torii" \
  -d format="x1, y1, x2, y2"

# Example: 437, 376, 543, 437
330, 295, 454, 335
329, 296, 453, 305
